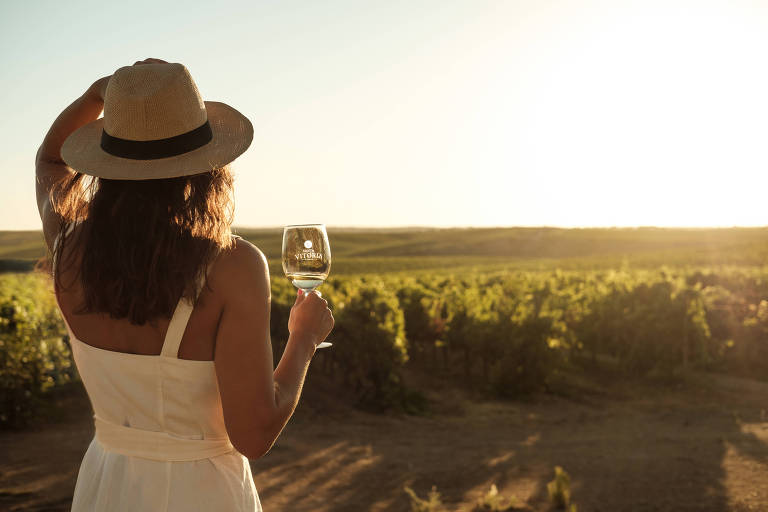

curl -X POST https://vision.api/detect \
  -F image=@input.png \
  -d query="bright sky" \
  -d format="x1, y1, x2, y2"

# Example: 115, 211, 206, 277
1, 0, 767, 230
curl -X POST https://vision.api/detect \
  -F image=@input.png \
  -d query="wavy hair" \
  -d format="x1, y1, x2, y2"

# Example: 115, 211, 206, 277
50, 166, 235, 325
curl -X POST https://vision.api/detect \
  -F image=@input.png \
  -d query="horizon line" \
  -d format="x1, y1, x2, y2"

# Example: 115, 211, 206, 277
2, 224, 767, 233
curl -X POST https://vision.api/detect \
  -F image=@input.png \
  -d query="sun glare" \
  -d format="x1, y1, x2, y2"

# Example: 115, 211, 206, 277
2, 1, 768, 229
479, 1, 768, 228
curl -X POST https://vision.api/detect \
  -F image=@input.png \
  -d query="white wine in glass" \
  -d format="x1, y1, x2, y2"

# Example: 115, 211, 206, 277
282, 224, 332, 349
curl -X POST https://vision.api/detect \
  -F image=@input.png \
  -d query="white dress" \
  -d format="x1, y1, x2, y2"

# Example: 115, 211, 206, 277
55, 248, 261, 511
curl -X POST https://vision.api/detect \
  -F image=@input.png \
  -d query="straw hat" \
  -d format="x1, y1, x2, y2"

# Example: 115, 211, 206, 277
61, 63, 253, 180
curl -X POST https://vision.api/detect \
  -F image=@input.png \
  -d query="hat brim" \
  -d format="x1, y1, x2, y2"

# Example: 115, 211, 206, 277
61, 101, 253, 180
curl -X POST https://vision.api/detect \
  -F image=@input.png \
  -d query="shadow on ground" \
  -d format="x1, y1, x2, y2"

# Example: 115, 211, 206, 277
1, 373, 767, 511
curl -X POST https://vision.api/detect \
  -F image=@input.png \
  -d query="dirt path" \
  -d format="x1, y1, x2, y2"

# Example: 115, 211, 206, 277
1, 373, 767, 511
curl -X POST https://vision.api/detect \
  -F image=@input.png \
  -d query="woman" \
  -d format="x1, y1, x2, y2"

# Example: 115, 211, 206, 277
35, 58, 333, 511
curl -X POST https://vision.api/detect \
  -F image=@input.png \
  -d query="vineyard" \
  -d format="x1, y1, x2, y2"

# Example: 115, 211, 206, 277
2, 228, 768, 510
270, 265, 768, 412
1, 245, 767, 426
0, 273, 77, 427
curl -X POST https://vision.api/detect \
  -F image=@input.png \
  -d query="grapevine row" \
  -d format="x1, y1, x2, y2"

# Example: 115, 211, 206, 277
2, 265, 767, 426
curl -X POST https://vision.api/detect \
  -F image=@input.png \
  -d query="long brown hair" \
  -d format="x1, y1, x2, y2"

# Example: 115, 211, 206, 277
51, 166, 235, 325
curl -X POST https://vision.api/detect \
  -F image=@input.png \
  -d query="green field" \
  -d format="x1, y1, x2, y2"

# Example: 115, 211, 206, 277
2, 227, 768, 510
3, 226, 767, 275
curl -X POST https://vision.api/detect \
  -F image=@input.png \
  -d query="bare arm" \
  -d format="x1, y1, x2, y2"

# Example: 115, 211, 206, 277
35, 76, 109, 250
270, 288, 332, 437
36, 58, 167, 250
213, 240, 333, 459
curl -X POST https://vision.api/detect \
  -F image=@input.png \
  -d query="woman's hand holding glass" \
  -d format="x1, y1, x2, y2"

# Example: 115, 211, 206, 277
282, 224, 333, 348
288, 289, 334, 352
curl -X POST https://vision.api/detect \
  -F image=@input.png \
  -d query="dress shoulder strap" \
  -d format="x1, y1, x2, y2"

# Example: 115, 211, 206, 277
160, 257, 217, 358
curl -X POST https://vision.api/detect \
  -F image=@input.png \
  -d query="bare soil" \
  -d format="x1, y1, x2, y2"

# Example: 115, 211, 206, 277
1, 371, 767, 512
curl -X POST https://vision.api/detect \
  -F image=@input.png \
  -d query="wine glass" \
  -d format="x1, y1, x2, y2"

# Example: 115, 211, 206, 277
282, 224, 333, 349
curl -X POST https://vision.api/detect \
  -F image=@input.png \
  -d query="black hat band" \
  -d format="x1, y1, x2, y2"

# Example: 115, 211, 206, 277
100, 121, 213, 160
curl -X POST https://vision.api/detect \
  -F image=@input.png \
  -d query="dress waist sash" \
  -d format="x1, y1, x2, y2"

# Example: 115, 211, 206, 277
94, 415, 235, 462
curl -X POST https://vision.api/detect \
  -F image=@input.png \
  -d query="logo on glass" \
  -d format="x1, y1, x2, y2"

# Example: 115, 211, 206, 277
296, 238, 322, 261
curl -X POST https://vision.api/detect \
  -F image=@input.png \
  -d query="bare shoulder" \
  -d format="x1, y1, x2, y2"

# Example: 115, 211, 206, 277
209, 237, 270, 296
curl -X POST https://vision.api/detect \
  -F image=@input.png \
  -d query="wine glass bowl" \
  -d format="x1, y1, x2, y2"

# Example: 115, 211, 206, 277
282, 224, 333, 349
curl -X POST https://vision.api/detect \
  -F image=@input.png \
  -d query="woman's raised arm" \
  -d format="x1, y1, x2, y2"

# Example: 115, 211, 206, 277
35, 76, 109, 250
36, 59, 172, 250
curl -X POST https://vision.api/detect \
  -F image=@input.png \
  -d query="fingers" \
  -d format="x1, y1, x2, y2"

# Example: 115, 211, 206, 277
301, 290, 325, 302
302, 291, 329, 310
308, 291, 328, 308
290, 288, 331, 308
287, 288, 334, 345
